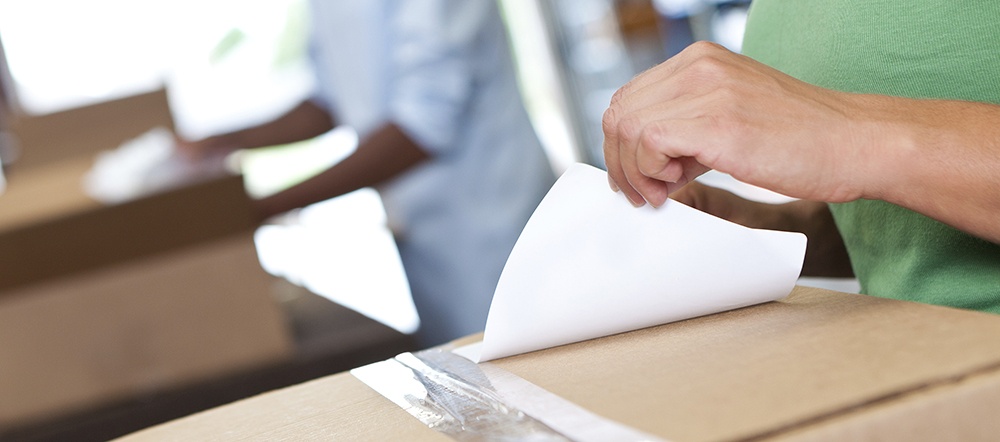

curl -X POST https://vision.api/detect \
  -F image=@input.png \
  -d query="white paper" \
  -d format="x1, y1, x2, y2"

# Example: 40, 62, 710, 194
477, 163, 806, 362
83, 127, 230, 204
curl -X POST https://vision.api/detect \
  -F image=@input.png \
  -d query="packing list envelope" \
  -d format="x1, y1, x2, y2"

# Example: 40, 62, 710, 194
477, 163, 807, 362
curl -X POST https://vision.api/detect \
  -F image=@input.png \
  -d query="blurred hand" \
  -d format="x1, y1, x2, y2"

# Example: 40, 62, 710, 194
173, 133, 239, 162
603, 41, 873, 208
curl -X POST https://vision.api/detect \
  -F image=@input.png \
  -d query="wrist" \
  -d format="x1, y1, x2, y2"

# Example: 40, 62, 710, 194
847, 94, 928, 205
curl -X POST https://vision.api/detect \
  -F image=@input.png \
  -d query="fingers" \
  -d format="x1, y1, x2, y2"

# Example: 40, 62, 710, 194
604, 85, 686, 207
603, 105, 646, 206
603, 42, 741, 207
617, 120, 671, 206
604, 106, 683, 207
176, 135, 234, 162
607, 174, 620, 192
606, 107, 711, 207
602, 48, 694, 203
605, 117, 688, 207
173, 137, 203, 162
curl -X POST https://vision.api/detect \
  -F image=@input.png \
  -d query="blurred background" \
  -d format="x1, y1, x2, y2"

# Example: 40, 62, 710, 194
0, 1, 855, 440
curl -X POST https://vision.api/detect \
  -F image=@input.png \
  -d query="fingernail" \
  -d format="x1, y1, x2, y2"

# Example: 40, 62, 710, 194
608, 176, 620, 192
626, 193, 645, 207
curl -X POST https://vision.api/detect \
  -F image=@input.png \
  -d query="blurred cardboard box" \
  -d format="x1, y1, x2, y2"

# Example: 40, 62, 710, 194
118, 286, 1000, 441
5, 88, 174, 171
0, 157, 258, 292
0, 91, 293, 431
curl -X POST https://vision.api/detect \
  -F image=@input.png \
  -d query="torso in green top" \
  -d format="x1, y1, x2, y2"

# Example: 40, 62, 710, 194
741, 0, 1000, 312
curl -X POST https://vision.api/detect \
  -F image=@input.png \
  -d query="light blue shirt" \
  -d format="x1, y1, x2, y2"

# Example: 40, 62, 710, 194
306, 0, 555, 345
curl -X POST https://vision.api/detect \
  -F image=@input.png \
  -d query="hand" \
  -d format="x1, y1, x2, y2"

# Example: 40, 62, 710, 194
173, 133, 239, 162
603, 41, 875, 208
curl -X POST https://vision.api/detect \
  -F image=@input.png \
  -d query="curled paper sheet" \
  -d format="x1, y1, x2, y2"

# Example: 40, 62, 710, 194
477, 163, 807, 362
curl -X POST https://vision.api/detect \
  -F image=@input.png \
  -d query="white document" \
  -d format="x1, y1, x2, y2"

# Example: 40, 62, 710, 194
477, 163, 807, 362
83, 127, 230, 204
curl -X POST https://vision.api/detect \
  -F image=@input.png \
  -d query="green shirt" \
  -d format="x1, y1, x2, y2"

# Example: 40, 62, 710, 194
741, 0, 1000, 312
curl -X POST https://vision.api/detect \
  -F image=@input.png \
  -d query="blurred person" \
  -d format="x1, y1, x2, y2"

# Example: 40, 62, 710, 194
180, 1, 555, 346
603, 1, 1000, 312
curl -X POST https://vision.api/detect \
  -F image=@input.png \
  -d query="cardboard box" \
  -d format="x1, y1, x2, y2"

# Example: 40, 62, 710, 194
116, 286, 1000, 441
0, 157, 258, 292
0, 232, 293, 430
5, 88, 174, 171
0, 158, 293, 431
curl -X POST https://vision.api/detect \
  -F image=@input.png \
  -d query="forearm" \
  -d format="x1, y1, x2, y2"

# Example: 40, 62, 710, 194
254, 122, 430, 219
859, 97, 1000, 244
215, 100, 336, 150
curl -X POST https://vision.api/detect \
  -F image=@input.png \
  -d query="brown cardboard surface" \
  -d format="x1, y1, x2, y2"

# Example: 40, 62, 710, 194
0, 87, 295, 431
121, 372, 450, 442
117, 286, 1000, 441
0, 232, 293, 430
0, 159, 255, 293
0, 156, 99, 231
768, 369, 1000, 441
0, 156, 287, 430
6, 88, 173, 171
493, 287, 1000, 441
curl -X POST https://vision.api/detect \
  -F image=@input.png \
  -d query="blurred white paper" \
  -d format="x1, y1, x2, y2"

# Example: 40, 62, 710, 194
477, 163, 806, 362
83, 127, 230, 204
